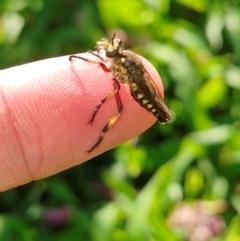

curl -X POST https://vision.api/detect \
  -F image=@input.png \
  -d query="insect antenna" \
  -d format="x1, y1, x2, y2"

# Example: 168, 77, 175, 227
111, 32, 116, 44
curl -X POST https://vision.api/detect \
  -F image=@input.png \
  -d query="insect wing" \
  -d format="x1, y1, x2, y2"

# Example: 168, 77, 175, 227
137, 67, 171, 123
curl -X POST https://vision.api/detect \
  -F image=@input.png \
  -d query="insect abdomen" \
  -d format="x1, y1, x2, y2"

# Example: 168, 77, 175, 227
130, 89, 162, 120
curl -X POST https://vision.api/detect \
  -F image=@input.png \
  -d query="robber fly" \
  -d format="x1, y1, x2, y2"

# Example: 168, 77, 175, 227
69, 34, 171, 153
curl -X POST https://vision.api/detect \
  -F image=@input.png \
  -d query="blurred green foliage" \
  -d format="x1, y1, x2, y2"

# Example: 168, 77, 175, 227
1, 0, 240, 240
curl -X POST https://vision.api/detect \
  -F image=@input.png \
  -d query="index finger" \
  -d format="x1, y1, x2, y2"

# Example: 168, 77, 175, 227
0, 54, 164, 191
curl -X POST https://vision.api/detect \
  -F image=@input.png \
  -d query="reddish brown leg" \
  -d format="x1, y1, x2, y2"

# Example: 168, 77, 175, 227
88, 81, 121, 124
69, 53, 123, 153
87, 80, 122, 153
69, 54, 109, 72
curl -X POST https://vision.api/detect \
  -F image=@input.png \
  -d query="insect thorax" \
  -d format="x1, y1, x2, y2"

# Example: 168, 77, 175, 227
109, 51, 144, 85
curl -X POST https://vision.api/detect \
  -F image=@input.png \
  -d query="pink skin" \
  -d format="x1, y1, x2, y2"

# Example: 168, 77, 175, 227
0, 54, 164, 192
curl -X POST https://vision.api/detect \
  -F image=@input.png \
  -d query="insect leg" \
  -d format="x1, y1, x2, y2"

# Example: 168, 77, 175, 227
88, 51, 105, 61
88, 82, 121, 124
69, 54, 109, 72
87, 81, 122, 153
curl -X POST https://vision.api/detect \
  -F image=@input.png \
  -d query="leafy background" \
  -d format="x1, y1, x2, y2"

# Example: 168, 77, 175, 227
1, 0, 240, 240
